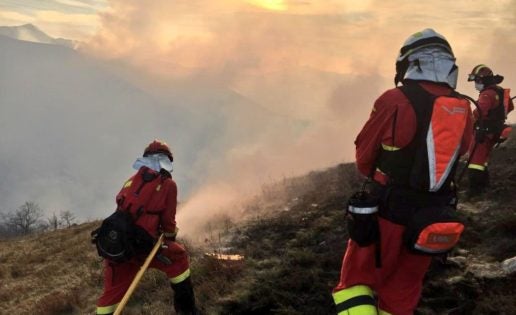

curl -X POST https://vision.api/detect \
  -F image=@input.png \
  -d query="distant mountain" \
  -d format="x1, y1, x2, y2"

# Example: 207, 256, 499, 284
0, 34, 294, 220
0, 24, 75, 48
0, 34, 170, 217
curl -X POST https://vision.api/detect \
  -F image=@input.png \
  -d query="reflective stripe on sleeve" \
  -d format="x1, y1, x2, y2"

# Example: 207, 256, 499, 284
170, 268, 191, 284
348, 206, 378, 214
468, 163, 486, 171
333, 285, 377, 315
96, 304, 118, 314
164, 227, 179, 239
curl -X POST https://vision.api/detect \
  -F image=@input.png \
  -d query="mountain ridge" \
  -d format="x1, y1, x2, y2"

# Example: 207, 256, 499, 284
0, 23, 76, 48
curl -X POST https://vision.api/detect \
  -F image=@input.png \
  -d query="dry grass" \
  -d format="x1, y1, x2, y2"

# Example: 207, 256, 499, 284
1, 135, 516, 314
0, 222, 103, 314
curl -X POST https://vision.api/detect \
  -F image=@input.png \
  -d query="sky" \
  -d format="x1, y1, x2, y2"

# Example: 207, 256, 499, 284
0, 0, 106, 39
2, 0, 516, 92
2, 0, 516, 236
2, 0, 514, 95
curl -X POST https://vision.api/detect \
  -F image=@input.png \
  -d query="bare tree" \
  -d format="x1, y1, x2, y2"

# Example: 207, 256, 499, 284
0, 210, 9, 237
60, 210, 76, 228
6, 201, 43, 235
47, 212, 61, 230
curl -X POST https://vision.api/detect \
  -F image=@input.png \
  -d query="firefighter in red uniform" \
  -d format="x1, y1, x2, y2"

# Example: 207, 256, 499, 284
95, 140, 198, 315
332, 29, 473, 315
466, 65, 513, 196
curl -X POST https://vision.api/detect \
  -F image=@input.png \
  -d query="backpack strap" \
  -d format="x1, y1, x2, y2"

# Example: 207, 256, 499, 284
377, 82, 437, 188
118, 167, 162, 219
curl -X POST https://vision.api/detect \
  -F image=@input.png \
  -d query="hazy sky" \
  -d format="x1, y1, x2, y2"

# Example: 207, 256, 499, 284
0, 0, 106, 39
2, 0, 516, 92
2, 0, 516, 236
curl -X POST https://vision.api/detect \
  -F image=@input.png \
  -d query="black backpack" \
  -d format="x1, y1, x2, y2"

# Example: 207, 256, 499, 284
91, 210, 155, 263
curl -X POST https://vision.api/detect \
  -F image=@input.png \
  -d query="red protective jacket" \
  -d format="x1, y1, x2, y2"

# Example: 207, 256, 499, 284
116, 166, 178, 239
97, 167, 190, 313
333, 82, 473, 315
469, 85, 514, 168
474, 85, 513, 120
355, 82, 473, 183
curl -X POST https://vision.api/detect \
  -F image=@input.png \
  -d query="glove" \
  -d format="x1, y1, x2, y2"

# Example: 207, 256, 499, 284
497, 125, 512, 144
474, 125, 486, 143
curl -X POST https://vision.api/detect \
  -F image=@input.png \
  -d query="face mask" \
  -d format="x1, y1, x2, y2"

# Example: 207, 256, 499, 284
475, 82, 484, 92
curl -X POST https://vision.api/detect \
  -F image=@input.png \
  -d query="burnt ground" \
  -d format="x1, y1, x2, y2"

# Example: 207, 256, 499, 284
197, 135, 516, 315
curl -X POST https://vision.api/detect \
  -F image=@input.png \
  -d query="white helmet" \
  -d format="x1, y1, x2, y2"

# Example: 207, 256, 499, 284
395, 28, 458, 88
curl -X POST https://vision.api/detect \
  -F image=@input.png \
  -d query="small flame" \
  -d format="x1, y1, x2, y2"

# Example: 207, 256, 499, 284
205, 253, 245, 261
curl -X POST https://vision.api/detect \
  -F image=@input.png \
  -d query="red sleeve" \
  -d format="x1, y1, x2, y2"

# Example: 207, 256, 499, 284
160, 179, 178, 236
355, 90, 400, 176
477, 89, 498, 119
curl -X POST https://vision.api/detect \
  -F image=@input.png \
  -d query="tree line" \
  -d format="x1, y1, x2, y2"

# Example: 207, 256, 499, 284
0, 201, 76, 238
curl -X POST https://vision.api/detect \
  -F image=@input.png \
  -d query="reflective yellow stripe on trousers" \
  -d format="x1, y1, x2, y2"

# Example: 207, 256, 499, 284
468, 163, 486, 171
96, 304, 118, 314
170, 268, 191, 284
332, 285, 377, 315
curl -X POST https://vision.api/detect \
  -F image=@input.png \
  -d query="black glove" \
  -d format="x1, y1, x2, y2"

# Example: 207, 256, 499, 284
475, 125, 486, 143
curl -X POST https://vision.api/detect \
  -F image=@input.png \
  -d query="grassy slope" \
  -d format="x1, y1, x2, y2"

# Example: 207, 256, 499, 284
1, 138, 516, 314
0, 222, 103, 314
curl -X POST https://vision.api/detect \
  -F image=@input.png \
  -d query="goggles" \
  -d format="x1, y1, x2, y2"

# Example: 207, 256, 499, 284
468, 74, 485, 83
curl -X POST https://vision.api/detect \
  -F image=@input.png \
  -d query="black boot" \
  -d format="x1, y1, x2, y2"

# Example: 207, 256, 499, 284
467, 168, 489, 198
171, 277, 198, 315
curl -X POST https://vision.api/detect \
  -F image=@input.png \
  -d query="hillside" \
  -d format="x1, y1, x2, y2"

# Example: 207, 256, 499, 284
0, 34, 299, 218
1, 136, 516, 314
200, 134, 516, 315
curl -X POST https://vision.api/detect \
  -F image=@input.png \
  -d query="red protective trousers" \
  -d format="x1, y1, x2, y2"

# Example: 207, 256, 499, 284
468, 136, 496, 171
96, 241, 190, 314
333, 217, 432, 315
